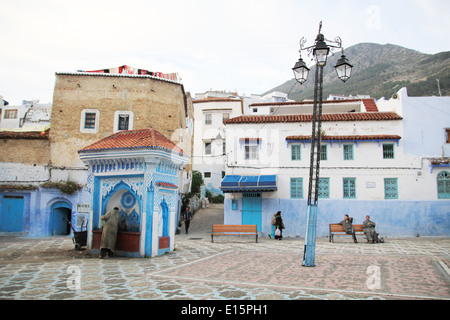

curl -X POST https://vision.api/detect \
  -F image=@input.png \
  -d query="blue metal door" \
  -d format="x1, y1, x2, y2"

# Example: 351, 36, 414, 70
51, 201, 72, 235
242, 192, 262, 231
0, 195, 24, 232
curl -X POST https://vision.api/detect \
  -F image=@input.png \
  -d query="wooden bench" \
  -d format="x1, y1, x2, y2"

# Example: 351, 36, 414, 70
211, 224, 258, 243
329, 224, 364, 243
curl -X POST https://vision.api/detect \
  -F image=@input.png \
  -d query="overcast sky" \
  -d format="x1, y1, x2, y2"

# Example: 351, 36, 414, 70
1, 0, 449, 105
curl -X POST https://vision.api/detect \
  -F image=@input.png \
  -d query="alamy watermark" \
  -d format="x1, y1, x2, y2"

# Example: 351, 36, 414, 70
366, 5, 381, 30
366, 265, 381, 290
66, 265, 81, 291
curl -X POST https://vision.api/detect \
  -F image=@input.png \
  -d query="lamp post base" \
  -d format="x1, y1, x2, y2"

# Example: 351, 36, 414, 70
302, 204, 318, 267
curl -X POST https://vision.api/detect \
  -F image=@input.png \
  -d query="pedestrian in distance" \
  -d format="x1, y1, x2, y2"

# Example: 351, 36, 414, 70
269, 212, 277, 239
274, 211, 285, 240
183, 206, 192, 234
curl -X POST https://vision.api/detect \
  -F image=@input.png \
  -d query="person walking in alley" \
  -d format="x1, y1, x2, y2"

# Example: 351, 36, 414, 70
269, 212, 277, 239
99, 207, 121, 259
274, 211, 285, 240
183, 206, 192, 234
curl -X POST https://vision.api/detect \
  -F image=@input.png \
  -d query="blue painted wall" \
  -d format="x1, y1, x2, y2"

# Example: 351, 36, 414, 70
225, 198, 450, 237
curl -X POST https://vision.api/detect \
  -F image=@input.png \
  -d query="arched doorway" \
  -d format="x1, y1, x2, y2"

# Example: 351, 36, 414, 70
51, 201, 72, 235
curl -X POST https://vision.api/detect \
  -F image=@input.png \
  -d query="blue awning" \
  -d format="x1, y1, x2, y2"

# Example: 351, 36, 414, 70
220, 175, 277, 193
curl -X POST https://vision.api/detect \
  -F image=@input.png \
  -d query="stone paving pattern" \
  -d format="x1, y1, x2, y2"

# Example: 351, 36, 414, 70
0, 204, 449, 300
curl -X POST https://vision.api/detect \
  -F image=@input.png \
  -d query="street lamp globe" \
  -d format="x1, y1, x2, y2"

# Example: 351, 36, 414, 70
313, 34, 329, 66
292, 57, 310, 85
334, 53, 353, 83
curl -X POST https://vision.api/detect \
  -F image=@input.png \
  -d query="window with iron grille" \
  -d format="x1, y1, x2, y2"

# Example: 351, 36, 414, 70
437, 171, 450, 199
384, 178, 398, 199
204, 113, 212, 125
291, 145, 301, 161
343, 144, 353, 160
320, 144, 327, 161
318, 177, 330, 198
84, 113, 96, 129
290, 178, 303, 199
343, 177, 356, 199
383, 144, 394, 159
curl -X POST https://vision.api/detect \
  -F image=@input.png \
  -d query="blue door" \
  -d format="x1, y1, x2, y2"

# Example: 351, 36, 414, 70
51, 202, 72, 235
242, 192, 262, 231
0, 195, 24, 232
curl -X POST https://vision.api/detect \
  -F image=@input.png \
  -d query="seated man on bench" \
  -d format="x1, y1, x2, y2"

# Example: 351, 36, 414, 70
337, 214, 357, 243
363, 215, 378, 243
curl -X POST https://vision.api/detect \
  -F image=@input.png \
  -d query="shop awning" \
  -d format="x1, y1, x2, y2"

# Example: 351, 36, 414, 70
220, 175, 277, 193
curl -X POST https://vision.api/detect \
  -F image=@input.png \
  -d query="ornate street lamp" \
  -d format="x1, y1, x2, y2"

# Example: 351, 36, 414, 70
292, 57, 310, 85
293, 21, 353, 267
334, 50, 353, 82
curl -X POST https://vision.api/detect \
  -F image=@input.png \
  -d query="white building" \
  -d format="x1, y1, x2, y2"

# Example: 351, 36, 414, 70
0, 100, 51, 129
192, 97, 243, 195
221, 88, 450, 237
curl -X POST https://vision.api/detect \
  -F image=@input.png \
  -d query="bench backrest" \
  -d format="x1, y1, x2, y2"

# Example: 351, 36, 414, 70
329, 224, 363, 232
213, 224, 257, 233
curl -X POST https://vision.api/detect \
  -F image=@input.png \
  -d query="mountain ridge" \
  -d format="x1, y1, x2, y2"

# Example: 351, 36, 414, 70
266, 42, 449, 100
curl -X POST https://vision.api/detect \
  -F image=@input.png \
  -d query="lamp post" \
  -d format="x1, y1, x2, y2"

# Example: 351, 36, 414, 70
292, 22, 353, 267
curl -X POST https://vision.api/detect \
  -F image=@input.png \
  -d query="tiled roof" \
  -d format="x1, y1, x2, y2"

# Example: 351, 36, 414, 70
286, 135, 401, 141
362, 99, 378, 112
249, 98, 379, 112
0, 128, 49, 140
78, 128, 184, 155
225, 112, 402, 124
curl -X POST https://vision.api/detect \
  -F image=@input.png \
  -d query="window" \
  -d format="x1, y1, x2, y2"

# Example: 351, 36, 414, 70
84, 113, 96, 129
437, 171, 450, 199
204, 172, 211, 178
343, 178, 356, 199
290, 178, 303, 199
384, 178, 398, 199
318, 178, 330, 198
245, 145, 259, 160
222, 113, 230, 123
320, 144, 327, 161
80, 109, 99, 133
222, 140, 226, 155
446, 129, 450, 143
291, 145, 301, 161
343, 144, 353, 160
383, 144, 394, 159
4, 109, 18, 119
204, 142, 212, 155
113, 111, 133, 133
118, 114, 129, 130
204, 113, 212, 125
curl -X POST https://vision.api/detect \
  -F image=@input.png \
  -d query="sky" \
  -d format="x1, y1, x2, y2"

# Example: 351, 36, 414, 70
0, 0, 449, 105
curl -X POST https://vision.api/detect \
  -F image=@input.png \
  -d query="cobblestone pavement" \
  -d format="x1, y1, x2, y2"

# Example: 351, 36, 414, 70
0, 204, 449, 300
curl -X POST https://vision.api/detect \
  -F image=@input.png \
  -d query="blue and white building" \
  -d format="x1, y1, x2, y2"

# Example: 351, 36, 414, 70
221, 89, 450, 237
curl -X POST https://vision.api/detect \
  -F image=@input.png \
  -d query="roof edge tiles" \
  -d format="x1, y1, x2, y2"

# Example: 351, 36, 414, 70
78, 128, 184, 155
286, 134, 401, 141
224, 112, 402, 124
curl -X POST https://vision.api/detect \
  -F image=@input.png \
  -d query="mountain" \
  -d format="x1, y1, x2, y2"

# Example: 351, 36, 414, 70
267, 43, 450, 100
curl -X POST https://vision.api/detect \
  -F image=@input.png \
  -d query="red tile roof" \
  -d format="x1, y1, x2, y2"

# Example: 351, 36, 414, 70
362, 99, 378, 112
249, 98, 379, 112
286, 135, 401, 141
225, 112, 402, 124
78, 128, 184, 155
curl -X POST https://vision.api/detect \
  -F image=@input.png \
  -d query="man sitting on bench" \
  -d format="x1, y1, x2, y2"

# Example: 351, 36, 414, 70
363, 215, 378, 243
337, 214, 357, 243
